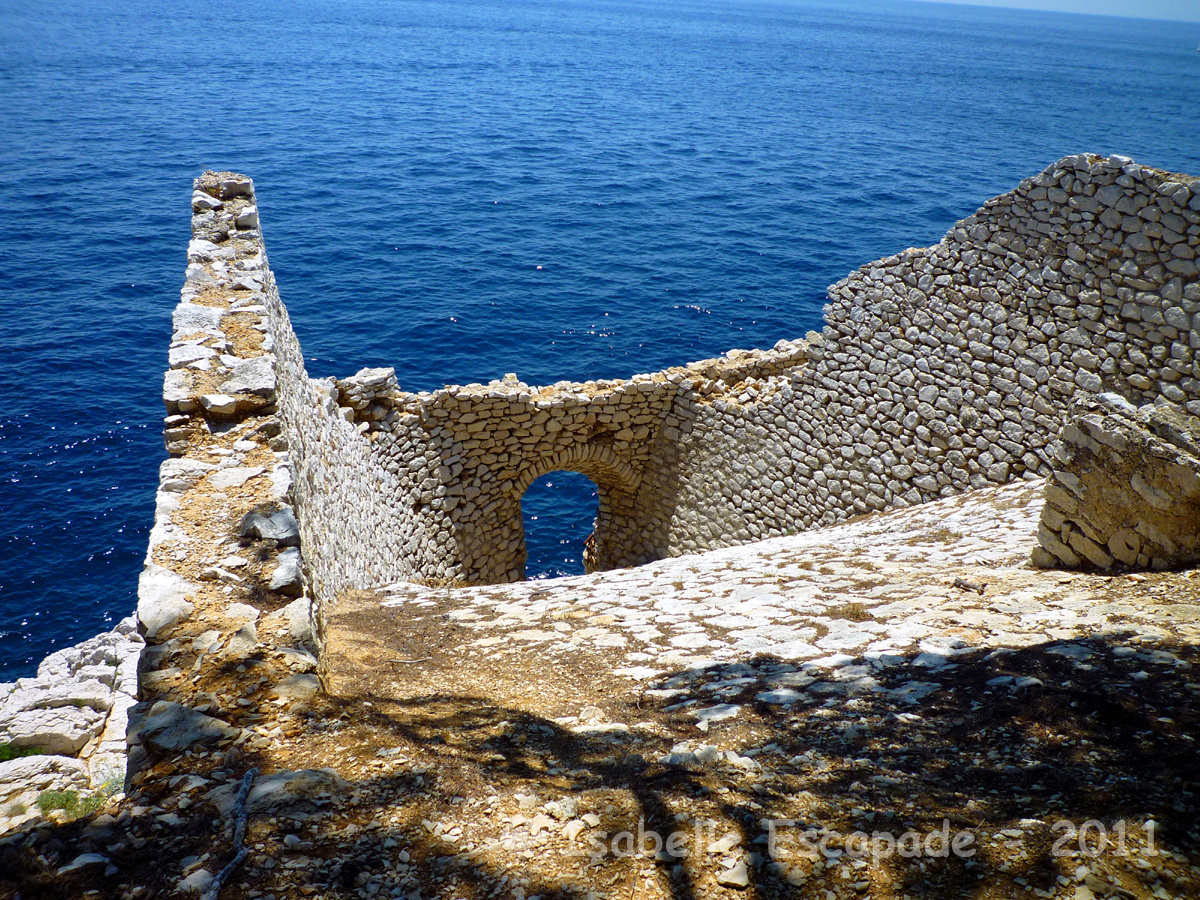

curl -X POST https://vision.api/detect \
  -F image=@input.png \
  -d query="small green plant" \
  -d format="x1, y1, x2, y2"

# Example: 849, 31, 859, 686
0, 743, 42, 762
35, 774, 122, 822
37, 790, 81, 816
7, 802, 27, 817
77, 793, 108, 817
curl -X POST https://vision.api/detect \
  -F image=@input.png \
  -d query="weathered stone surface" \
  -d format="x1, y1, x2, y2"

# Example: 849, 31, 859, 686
716, 862, 750, 888
172, 302, 224, 334
223, 622, 258, 660
269, 673, 320, 701
178, 869, 215, 895
0, 755, 90, 832
269, 548, 303, 596
209, 466, 263, 489
268, 596, 314, 648
199, 393, 238, 416
137, 564, 198, 639
1, 706, 106, 755
235, 205, 259, 229
206, 767, 347, 817
158, 457, 215, 493
220, 354, 275, 396
239, 505, 300, 546
57, 853, 110, 876
1034, 393, 1200, 571
128, 701, 242, 752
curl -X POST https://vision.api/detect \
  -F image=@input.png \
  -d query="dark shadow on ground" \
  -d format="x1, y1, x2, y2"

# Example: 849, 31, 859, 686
2, 633, 1197, 900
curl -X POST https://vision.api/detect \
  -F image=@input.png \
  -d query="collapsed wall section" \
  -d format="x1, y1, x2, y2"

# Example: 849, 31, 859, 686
1033, 393, 1200, 571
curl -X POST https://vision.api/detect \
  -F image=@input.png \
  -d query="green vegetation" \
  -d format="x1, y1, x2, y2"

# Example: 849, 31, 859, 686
37, 790, 81, 816
35, 775, 123, 822
0, 742, 42, 762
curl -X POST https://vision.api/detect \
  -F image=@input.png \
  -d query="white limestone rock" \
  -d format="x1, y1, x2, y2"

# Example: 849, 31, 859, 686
191, 192, 223, 211
220, 355, 275, 397
159, 457, 216, 493
172, 302, 224, 334
199, 394, 239, 417
0, 755, 90, 831
218, 175, 253, 199
1, 705, 107, 755
208, 466, 264, 489
236, 205, 259, 229
137, 564, 198, 639
2, 680, 114, 716
168, 344, 216, 368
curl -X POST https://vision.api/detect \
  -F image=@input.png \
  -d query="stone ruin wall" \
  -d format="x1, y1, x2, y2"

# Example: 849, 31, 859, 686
164, 155, 1199, 650
637, 153, 1200, 560
331, 341, 814, 585
1034, 393, 1200, 571
7, 155, 1189, 833
315, 153, 1200, 588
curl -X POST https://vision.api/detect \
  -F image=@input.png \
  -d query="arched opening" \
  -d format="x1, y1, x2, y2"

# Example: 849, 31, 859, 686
520, 470, 598, 579
501, 442, 642, 583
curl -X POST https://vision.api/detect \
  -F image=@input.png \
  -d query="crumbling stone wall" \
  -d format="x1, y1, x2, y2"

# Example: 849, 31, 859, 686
333, 343, 811, 583
169, 155, 1200, 631
1033, 394, 1200, 570
619, 153, 1200, 561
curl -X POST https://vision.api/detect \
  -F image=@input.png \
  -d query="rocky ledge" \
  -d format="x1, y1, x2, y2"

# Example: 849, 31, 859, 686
0, 619, 142, 834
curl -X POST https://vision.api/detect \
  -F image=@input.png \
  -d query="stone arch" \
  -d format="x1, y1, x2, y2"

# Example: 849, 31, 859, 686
510, 442, 642, 579
512, 442, 640, 500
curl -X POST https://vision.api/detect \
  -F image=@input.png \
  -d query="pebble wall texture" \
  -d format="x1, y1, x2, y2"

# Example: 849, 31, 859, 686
1033, 393, 1200, 571
182, 156, 1199, 639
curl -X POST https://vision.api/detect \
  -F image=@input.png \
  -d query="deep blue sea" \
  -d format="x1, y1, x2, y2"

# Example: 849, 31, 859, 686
0, 0, 1197, 679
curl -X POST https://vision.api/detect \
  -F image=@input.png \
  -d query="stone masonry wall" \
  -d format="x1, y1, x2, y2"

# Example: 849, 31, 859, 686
170, 156, 1200, 633
311, 153, 1199, 585
630, 153, 1200, 560
1033, 393, 1200, 571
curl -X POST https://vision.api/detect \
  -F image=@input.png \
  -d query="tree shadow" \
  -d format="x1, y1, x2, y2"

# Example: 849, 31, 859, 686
2, 632, 1197, 899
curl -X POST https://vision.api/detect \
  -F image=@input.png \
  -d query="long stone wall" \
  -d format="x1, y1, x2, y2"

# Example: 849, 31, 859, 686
304, 153, 1199, 587
633, 153, 1199, 559
172, 155, 1199, 633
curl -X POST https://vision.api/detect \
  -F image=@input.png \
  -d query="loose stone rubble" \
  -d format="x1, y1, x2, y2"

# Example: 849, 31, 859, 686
1034, 393, 1200, 571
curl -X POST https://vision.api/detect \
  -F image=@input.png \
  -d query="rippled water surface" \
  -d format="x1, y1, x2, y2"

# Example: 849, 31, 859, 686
0, 0, 1197, 677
